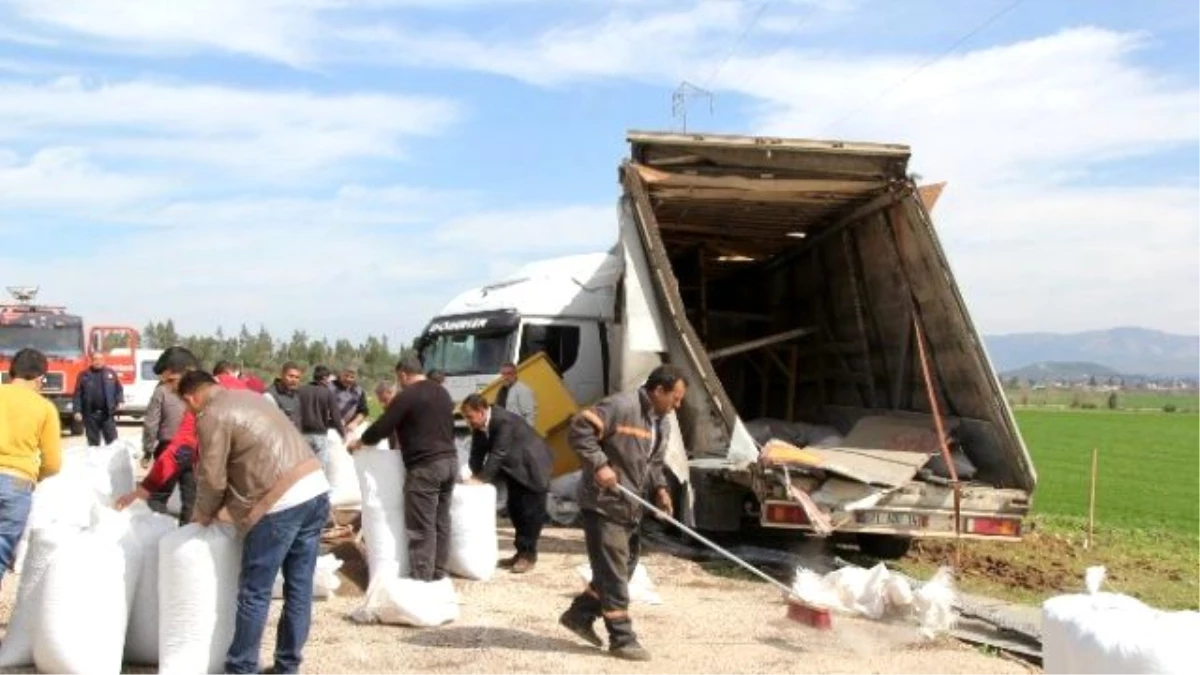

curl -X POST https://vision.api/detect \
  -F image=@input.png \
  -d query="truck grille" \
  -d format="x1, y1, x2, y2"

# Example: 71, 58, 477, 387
42, 372, 66, 393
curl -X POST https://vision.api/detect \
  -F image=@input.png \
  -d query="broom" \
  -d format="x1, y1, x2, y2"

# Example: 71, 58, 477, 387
615, 483, 832, 629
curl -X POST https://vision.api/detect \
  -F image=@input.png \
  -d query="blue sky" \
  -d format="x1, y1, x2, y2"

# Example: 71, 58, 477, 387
0, 0, 1196, 344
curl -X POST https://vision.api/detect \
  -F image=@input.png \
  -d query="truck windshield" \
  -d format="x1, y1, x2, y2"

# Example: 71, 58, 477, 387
420, 330, 514, 376
0, 325, 85, 359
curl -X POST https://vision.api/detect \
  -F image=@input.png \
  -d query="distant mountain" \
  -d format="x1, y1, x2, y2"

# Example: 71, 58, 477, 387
983, 327, 1199, 377
1000, 361, 1121, 382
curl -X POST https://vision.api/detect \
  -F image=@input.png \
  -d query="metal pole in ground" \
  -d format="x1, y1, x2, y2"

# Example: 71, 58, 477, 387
1086, 447, 1098, 550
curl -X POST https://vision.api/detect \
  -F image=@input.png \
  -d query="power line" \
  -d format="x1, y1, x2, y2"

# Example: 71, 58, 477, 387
703, 0, 775, 89
821, 0, 1025, 134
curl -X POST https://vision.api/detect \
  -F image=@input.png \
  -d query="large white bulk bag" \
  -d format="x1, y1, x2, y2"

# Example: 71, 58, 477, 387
60, 439, 138, 498
446, 483, 498, 581
351, 564, 459, 628
33, 513, 131, 674
327, 430, 363, 509
1042, 567, 1197, 674
159, 523, 243, 675
272, 553, 343, 600
125, 504, 180, 665
0, 526, 80, 668
354, 444, 408, 580
11, 440, 134, 573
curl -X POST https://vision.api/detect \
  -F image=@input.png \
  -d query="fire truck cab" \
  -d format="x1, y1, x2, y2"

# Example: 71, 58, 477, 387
0, 286, 139, 436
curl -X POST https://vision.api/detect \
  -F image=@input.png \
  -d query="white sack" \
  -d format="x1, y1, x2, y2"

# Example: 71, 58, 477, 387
0, 526, 79, 668
11, 441, 134, 573
912, 567, 956, 638
354, 444, 409, 580
273, 553, 343, 600
351, 565, 459, 628
1042, 566, 1197, 674
60, 439, 138, 499
446, 483, 498, 581
576, 563, 663, 605
159, 523, 243, 675
549, 471, 581, 499
33, 511, 131, 674
125, 504, 180, 665
326, 430, 363, 509
790, 563, 952, 635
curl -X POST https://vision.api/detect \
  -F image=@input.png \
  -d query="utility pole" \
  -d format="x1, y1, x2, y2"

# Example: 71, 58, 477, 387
672, 81, 713, 133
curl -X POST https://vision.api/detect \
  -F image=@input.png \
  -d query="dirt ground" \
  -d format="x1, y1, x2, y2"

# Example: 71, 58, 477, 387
1, 521, 1033, 675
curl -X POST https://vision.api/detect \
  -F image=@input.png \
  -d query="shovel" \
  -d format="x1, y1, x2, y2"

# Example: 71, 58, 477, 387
613, 483, 832, 627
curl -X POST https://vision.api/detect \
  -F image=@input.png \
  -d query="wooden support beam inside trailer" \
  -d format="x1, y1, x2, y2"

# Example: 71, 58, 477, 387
708, 326, 817, 361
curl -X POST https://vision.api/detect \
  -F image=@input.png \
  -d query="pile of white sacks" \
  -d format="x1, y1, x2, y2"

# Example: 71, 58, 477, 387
347, 426, 499, 628
0, 424, 503, 671
0, 439, 349, 674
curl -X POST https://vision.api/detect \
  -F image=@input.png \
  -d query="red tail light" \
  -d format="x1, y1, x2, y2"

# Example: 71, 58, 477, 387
763, 501, 809, 526
966, 517, 1021, 537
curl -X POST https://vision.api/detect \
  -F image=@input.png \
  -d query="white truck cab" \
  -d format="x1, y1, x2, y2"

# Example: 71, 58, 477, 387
418, 252, 622, 409
111, 347, 164, 419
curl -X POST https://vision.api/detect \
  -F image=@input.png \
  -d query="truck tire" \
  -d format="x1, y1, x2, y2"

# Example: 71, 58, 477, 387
856, 534, 912, 560
68, 417, 84, 437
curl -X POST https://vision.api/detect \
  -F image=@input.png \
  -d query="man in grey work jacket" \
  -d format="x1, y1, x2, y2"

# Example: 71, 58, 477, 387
558, 364, 686, 662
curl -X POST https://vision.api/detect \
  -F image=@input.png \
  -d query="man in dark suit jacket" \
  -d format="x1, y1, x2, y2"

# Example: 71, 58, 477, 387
72, 352, 124, 446
461, 393, 552, 574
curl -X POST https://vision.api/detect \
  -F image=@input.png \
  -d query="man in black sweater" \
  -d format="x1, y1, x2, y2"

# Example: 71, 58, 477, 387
349, 356, 457, 581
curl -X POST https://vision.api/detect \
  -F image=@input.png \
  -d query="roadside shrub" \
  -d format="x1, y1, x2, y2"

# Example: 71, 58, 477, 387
1080, 402, 1098, 410
1163, 404, 1178, 413
1107, 392, 1118, 410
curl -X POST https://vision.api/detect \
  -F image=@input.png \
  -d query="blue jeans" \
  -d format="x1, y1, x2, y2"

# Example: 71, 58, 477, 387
225, 492, 331, 674
304, 434, 330, 473
0, 473, 35, 589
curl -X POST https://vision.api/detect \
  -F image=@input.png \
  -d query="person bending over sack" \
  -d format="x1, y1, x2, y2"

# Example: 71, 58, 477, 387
461, 393, 552, 574
179, 370, 330, 675
558, 364, 686, 662
115, 347, 248, 524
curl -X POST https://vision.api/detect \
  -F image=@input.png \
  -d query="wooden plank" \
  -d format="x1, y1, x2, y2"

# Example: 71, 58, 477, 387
843, 228, 879, 408
634, 163, 886, 195
650, 187, 856, 204
787, 346, 799, 422
708, 326, 818, 361
626, 130, 912, 158
762, 185, 910, 273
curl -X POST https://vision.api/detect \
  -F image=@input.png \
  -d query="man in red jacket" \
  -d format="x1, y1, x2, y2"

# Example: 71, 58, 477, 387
115, 349, 248, 523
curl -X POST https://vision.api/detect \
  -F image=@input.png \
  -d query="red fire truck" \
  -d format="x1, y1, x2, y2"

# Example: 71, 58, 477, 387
0, 286, 139, 435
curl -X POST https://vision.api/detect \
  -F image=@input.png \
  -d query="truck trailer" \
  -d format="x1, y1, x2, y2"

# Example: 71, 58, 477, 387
419, 131, 1036, 558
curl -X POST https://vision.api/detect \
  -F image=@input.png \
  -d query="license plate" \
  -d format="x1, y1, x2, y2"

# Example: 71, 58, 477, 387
856, 511, 925, 528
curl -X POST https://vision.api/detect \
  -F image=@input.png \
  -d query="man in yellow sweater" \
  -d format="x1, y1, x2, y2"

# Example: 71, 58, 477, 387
0, 348, 62, 588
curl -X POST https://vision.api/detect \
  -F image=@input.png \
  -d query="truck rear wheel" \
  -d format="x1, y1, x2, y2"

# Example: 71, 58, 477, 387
857, 534, 912, 560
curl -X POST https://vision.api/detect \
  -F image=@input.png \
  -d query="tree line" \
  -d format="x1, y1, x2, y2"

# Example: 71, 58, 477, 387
140, 320, 416, 384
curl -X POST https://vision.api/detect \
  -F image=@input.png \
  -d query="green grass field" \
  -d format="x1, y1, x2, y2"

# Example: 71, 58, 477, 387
1007, 388, 1199, 412
1017, 409, 1199, 533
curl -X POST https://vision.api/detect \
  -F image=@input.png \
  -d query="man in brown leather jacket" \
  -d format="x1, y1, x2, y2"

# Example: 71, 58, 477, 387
178, 370, 330, 675
558, 364, 686, 662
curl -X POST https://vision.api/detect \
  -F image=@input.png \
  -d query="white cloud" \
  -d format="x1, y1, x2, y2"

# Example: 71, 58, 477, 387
0, 77, 460, 177
0, 146, 169, 208
0, 181, 614, 341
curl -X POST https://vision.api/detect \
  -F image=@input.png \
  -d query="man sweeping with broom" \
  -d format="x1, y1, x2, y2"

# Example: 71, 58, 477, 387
558, 364, 686, 662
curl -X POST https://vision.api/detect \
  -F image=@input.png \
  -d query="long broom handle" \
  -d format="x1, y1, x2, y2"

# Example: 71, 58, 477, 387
614, 483, 796, 598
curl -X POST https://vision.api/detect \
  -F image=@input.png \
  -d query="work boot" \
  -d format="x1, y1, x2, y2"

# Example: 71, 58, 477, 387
610, 642, 652, 661
559, 594, 603, 648
510, 554, 537, 574
498, 553, 520, 569
559, 611, 603, 648
605, 616, 648, 661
